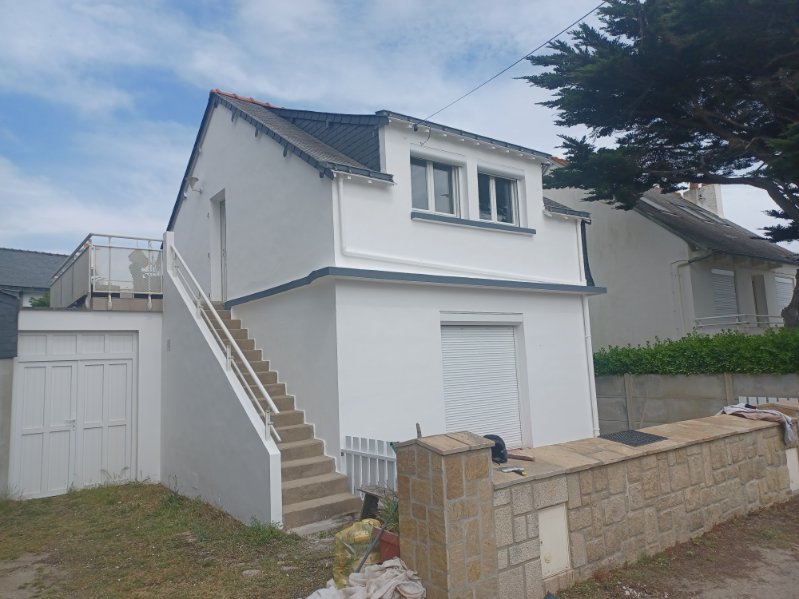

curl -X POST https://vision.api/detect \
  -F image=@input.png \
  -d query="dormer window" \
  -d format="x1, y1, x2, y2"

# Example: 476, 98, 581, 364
478, 173, 518, 225
411, 157, 458, 215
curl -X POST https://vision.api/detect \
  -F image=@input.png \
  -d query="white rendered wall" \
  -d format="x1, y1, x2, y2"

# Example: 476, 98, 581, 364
332, 124, 583, 286
334, 280, 596, 449
161, 274, 279, 523
548, 189, 692, 348
172, 103, 335, 301
0, 358, 12, 494
232, 280, 341, 459
16, 308, 162, 482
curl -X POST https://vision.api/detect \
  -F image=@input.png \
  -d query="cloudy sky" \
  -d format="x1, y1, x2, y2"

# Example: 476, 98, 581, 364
1, 0, 793, 254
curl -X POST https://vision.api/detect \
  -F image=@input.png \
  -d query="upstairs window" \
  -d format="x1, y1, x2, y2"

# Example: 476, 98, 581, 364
478, 173, 517, 225
411, 157, 457, 215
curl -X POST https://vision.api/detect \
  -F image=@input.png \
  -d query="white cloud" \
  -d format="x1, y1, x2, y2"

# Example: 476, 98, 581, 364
0, 118, 194, 251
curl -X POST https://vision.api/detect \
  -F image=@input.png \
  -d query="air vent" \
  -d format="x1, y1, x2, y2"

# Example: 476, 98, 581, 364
599, 430, 667, 447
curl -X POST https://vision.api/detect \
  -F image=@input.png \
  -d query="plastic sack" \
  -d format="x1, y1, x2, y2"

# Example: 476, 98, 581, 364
333, 518, 382, 588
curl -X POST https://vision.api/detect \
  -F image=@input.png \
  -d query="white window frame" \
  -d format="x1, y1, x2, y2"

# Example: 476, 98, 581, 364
478, 172, 519, 225
410, 157, 460, 216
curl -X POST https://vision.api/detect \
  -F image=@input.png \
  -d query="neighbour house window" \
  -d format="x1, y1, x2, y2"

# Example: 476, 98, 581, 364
775, 276, 794, 312
478, 173, 518, 225
711, 269, 738, 323
411, 157, 457, 215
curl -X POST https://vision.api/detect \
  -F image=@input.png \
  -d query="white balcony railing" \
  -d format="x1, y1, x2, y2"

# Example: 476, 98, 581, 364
694, 314, 784, 330
50, 234, 163, 309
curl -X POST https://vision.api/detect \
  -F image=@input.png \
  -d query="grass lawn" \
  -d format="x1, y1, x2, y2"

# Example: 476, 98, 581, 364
0, 483, 333, 598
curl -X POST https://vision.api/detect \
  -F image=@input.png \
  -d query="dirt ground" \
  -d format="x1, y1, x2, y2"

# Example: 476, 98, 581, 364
561, 495, 799, 599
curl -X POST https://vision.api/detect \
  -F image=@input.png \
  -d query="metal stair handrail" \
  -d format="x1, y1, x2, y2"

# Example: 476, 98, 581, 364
169, 244, 282, 443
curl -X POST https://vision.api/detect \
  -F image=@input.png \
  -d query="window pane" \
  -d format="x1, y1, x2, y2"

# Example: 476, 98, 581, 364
432, 163, 454, 214
411, 158, 428, 210
495, 177, 515, 223
478, 173, 491, 220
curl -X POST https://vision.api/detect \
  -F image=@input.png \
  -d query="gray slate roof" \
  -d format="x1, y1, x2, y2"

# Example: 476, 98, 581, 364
168, 89, 553, 231
0, 248, 67, 292
635, 190, 797, 265
216, 93, 392, 181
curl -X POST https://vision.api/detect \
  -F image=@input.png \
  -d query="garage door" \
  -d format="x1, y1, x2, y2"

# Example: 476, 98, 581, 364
11, 332, 136, 498
441, 325, 523, 448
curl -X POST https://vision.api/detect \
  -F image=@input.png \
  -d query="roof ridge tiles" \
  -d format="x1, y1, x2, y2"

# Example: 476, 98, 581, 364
211, 89, 277, 109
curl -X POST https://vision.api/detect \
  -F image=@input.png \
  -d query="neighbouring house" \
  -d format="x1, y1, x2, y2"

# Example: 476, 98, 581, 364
2, 89, 605, 530
0, 248, 67, 307
548, 185, 798, 349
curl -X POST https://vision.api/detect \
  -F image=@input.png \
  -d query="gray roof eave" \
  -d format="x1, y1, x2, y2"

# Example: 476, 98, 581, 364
377, 110, 552, 160
634, 205, 798, 266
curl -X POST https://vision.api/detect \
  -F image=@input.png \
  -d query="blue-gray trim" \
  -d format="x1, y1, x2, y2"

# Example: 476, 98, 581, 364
377, 110, 551, 160
225, 267, 606, 308
410, 211, 536, 235
580, 220, 596, 287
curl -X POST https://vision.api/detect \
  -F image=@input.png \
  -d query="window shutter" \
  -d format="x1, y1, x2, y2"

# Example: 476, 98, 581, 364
776, 276, 794, 312
711, 269, 738, 322
441, 326, 523, 448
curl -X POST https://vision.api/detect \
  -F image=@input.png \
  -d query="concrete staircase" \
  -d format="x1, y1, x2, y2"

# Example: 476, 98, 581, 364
206, 304, 361, 530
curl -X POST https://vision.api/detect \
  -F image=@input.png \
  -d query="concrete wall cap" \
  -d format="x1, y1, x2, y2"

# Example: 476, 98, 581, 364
395, 431, 495, 455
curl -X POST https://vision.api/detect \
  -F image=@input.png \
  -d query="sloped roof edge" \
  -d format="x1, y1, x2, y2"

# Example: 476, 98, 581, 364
634, 190, 797, 266
377, 110, 552, 160
167, 91, 394, 232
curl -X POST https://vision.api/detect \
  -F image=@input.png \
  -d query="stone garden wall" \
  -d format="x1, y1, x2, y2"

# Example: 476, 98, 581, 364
397, 415, 799, 599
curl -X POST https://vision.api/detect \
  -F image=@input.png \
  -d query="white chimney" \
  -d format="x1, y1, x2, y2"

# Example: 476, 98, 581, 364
684, 183, 724, 217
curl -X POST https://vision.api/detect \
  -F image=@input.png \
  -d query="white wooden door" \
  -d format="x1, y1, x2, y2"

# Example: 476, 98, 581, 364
441, 325, 523, 447
14, 361, 78, 498
11, 332, 136, 498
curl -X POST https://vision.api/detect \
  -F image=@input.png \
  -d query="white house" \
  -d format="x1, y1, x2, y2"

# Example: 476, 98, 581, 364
548, 185, 798, 349
2, 90, 605, 530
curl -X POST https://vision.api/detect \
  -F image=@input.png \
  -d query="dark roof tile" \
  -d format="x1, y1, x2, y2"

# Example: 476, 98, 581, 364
0, 248, 68, 291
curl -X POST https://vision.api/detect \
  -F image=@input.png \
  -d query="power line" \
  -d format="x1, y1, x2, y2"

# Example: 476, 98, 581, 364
422, 1, 608, 122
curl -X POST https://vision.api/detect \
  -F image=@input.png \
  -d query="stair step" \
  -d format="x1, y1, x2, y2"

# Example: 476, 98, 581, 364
282, 472, 349, 505
236, 339, 255, 351
241, 349, 262, 362
281, 455, 335, 481
244, 370, 278, 385
266, 394, 295, 411
272, 410, 304, 427
278, 443, 324, 464
274, 423, 313, 442
212, 319, 241, 330
206, 307, 231, 319
278, 439, 324, 461
282, 493, 362, 530
234, 357, 270, 372
265, 382, 285, 396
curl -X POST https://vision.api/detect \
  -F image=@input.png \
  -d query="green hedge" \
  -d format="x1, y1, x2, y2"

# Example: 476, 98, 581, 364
593, 328, 799, 376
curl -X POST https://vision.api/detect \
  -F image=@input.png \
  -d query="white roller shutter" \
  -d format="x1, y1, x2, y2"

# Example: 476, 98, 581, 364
776, 276, 794, 312
711, 269, 738, 323
441, 325, 523, 448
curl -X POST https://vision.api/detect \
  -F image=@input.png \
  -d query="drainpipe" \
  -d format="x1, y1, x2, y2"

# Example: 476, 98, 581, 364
575, 218, 601, 437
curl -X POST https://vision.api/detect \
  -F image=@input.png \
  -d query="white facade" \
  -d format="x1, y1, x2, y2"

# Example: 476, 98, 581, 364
170, 95, 602, 464
548, 188, 797, 349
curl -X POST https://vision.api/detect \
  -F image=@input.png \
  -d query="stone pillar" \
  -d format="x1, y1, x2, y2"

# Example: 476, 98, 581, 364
396, 432, 499, 599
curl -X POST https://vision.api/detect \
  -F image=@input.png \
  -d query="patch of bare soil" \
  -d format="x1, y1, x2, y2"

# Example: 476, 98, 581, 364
0, 554, 65, 599
561, 496, 799, 598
